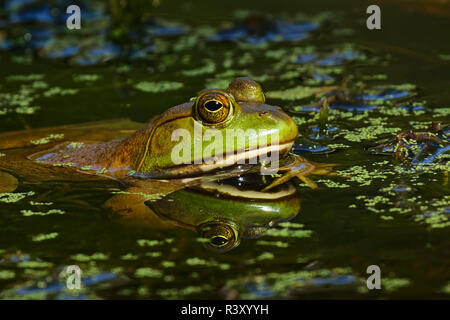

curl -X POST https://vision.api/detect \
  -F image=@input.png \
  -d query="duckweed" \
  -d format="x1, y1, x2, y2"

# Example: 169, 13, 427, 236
0, 270, 15, 279
137, 238, 173, 247
134, 81, 183, 93
265, 228, 313, 238
71, 253, 109, 262
29, 201, 53, 206
7, 74, 45, 82
256, 240, 289, 248
32, 232, 59, 242
382, 277, 411, 292
17, 261, 53, 268
21, 209, 65, 216
134, 267, 163, 278
267, 86, 320, 100
256, 252, 275, 261
161, 261, 175, 268
121, 253, 139, 260
72, 74, 102, 82
30, 134, 64, 145
185, 257, 230, 270
182, 60, 215, 76
43, 87, 79, 97
0, 191, 35, 203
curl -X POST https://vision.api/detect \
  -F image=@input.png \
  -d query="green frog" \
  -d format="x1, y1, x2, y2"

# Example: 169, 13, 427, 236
0, 77, 331, 218
148, 175, 301, 252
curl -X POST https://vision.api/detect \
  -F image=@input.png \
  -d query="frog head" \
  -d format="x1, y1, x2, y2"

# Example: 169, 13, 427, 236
147, 175, 300, 252
116, 77, 298, 178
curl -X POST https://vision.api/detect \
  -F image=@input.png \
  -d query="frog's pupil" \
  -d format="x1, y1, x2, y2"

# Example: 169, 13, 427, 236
204, 101, 222, 112
211, 236, 228, 246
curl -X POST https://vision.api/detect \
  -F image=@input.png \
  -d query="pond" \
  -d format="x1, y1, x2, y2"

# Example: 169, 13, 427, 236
0, 0, 449, 299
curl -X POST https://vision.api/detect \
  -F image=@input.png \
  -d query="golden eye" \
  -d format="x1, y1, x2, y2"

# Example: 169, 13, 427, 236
195, 91, 233, 124
197, 221, 241, 252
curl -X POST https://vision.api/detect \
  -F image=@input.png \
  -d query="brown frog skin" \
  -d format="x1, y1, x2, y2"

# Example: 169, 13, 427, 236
0, 77, 330, 226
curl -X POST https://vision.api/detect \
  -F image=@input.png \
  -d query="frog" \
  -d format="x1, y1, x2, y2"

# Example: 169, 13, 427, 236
0, 77, 332, 219
147, 174, 301, 252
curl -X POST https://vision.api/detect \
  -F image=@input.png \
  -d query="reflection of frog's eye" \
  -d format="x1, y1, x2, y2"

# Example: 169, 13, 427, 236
195, 91, 233, 125
210, 235, 229, 247
197, 221, 240, 253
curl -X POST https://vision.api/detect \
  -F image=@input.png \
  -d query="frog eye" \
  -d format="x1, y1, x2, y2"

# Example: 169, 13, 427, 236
195, 91, 233, 125
197, 221, 240, 253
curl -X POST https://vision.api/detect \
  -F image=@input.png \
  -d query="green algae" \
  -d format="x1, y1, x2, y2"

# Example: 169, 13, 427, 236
121, 253, 139, 260
256, 252, 275, 261
72, 74, 102, 82
157, 284, 213, 299
137, 238, 173, 247
71, 253, 109, 262
15, 105, 41, 114
10, 55, 33, 65
267, 86, 319, 101
185, 257, 230, 270
337, 165, 393, 187
182, 60, 215, 76
433, 107, 450, 116
0, 191, 35, 203
327, 143, 350, 149
382, 277, 411, 292
32, 232, 59, 242
0, 270, 16, 279
18, 261, 53, 268
415, 211, 450, 229
227, 267, 357, 299
0, 85, 40, 114
145, 251, 162, 258
256, 240, 289, 248
6, 74, 45, 82
116, 64, 131, 73
31, 81, 49, 89
278, 222, 305, 229
21, 209, 65, 217
317, 179, 350, 188
264, 227, 313, 238
30, 201, 54, 206
134, 267, 163, 278
441, 282, 450, 294
161, 261, 175, 268
338, 126, 401, 143
134, 81, 183, 93
30, 134, 64, 145
43, 87, 79, 97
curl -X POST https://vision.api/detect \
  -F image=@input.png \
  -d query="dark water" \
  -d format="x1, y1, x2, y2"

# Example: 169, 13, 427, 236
0, 0, 449, 299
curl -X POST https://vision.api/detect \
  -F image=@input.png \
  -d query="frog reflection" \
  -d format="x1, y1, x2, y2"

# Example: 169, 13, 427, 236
146, 174, 300, 252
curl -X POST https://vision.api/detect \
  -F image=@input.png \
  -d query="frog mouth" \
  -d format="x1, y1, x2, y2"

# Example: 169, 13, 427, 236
141, 139, 295, 180
198, 139, 294, 173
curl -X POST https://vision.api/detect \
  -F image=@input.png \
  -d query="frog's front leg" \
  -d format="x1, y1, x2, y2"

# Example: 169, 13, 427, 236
262, 154, 336, 192
0, 171, 19, 193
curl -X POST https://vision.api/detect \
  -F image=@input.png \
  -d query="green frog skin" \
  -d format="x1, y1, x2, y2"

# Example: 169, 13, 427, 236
148, 177, 300, 252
